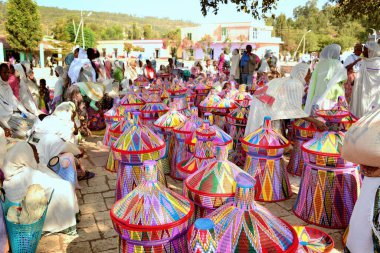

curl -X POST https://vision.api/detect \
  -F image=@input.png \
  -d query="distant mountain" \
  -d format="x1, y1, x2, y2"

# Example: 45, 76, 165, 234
0, 2, 197, 38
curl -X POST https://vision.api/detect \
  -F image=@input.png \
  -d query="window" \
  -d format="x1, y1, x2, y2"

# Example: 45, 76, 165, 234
187, 33, 192, 40
222, 28, 227, 36
252, 28, 258, 39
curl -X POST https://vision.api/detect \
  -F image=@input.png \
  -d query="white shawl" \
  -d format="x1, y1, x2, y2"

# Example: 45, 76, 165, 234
351, 41, 380, 118
14, 64, 39, 116
245, 63, 309, 135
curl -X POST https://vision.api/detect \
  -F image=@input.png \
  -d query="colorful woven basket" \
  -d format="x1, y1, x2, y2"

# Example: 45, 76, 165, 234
177, 123, 216, 179
112, 113, 167, 200
194, 81, 211, 107
301, 131, 355, 168
187, 218, 217, 253
172, 107, 203, 180
154, 105, 187, 175
184, 146, 250, 218
293, 164, 361, 228
140, 94, 169, 128
199, 90, 222, 115
233, 84, 252, 104
134, 75, 150, 87
293, 226, 334, 253
111, 160, 194, 252
242, 117, 292, 202
194, 174, 299, 252
120, 89, 145, 111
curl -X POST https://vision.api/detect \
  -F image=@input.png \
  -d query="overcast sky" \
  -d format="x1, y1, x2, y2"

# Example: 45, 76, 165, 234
35, 0, 329, 23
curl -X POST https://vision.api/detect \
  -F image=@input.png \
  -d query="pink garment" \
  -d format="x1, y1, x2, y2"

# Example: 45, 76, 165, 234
105, 61, 112, 79
218, 54, 225, 72
8, 74, 20, 100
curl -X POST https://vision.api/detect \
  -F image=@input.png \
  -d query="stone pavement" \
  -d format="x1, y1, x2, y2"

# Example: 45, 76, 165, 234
36, 135, 345, 253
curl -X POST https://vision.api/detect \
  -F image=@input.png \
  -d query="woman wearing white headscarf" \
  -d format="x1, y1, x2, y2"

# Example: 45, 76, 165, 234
304, 44, 347, 115
51, 66, 65, 111
0, 64, 35, 138
21, 60, 39, 106
13, 63, 39, 116
68, 48, 95, 84
350, 41, 380, 118
1, 142, 79, 233
230, 49, 240, 82
245, 63, 310, 134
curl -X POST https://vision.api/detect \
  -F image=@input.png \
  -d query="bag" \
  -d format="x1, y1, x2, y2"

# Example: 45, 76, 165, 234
342, 109, 380, 166
240, 53, 250, 68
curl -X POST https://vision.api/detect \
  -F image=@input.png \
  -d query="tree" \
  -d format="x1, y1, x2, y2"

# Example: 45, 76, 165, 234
164, 29, 181, 57
52, 18, 71, 42
198, 34, 214, 55
6, 0, 42, 52
131, 23, 141, 40
66, 23, 96, 48
181, 37, 193, 58
124, 43, 133, 57
222, 37, 232, 54
143, 25, 153, 39
237, 35, 247, 49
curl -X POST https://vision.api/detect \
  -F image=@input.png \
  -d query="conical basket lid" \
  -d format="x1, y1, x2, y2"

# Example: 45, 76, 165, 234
226, 105, 249, 125
199, 91, 221, 109
104, 105, 125, 122
195, 81, 211, 92
215, 97, 237, 110
302, 131, 345, 157
233, 84, 252, 101
242, 116, 289, 149
140, 101, 169, 114
160, 89, 170, 99
173, 107, 203, 135
292, 119, 319, 131
206, 174, 298, 252
168, 81, 188, 95
134, 75, 150, 87
120, 91, 145, 106
112, 117, 165, 156
111, 161, 193, 231
153, 106, 187, 130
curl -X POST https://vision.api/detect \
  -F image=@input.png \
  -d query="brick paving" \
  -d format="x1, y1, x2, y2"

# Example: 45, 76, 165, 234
36, 135, 345, 253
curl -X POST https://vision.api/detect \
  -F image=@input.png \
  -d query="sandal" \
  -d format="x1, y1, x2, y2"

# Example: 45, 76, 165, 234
78, 171, 95, 181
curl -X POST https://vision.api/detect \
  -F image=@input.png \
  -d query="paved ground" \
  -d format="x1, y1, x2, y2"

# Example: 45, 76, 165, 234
36, 134, 345, 253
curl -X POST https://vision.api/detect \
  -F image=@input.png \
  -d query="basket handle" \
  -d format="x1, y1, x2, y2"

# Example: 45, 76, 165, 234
47, 189, 54, 206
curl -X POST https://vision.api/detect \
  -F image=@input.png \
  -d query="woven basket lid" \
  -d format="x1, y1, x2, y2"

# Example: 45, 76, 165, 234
160, 88, 170, 99
168, 81, 188, 95
120, 90, 145, 106
241, 116, 289, 149
173, 107, 203, 136
110, 160, 194, 232
226, 105, 249, 125
112, 112, 165, 156
199, 90, 222, 109
301, 131, 345, 157
104, 105, 125, 123
292, 119, 319, 132
233, 84, 253, 102
316, 109, 350, 121
140, 94, 169, 114
134, 75, 150, 87
205, 174, 298, 252
195, 81, 212, 92
153, 105, 187, 130
215, 96, 237, 110
185, 146, 250, 202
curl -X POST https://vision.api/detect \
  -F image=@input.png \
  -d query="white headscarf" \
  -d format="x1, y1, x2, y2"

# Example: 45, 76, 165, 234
68, 48, 92, 84
54, 66, 65, 98
245, 63, 309, 135
0, 128, 6, 168
351, 41, 380, 117
0, 76, 18, 126
230, 49, 240, 78
304, 44, 347, 115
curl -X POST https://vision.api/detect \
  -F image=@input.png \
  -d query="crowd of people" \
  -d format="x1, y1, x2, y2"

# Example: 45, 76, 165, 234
0, 38, 379, 252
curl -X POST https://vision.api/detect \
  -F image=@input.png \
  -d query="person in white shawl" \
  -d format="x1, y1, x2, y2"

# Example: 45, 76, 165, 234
21, 60, 39, 106
1, 142, 79, 233
0, 64, 36, 138
13, 63, 40, 116
245, 63, 310, 135
350, 41, 380, 118
51, 66, 65, 111
304, 44, 347, 115
68, 48, 96, 84
230, 49, 240, 82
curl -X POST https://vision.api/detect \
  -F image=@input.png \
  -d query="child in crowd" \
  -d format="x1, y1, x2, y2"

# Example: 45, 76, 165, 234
38, 79, 51, 114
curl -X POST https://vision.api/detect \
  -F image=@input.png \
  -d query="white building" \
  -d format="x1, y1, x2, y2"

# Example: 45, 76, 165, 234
181, 22, 283, 60
96, 39, 170, 59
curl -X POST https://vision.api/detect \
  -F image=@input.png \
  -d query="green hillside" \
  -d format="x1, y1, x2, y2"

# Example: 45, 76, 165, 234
0, 1, 196, 38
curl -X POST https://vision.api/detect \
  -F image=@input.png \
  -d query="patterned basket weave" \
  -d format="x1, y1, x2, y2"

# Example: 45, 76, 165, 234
112, 113, 167, 200
134, 75, 150, 88
178, 123, 216, 179
140, 94, 169, 128
172, 107, 203, 180
211, 96, 237, 131
195, 82, 211, 107
187, 218, 217, 253
111, 160, 194, 253
287, 119, 321, 176
120, 89, 145, 111
316, 108, 355, 131
186, 113, 232, 156
103, 101, 125, 146
293, 226, 334, 253
184, 146, 250, 218
294, 131, 361, 229
232, 84, 252, 105
242, 117, 292, 202
226, 104, 249, 167
168, 80, 191, 116
191, 174, 299, 252
154, 105, 187, 175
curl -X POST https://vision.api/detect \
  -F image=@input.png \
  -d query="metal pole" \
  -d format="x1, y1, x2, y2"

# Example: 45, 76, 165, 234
81, 11, 85, 48
293, 34, 305, 60
72, 20, 76, 38
303, 34, 306, 54
74, 20, 82, 44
